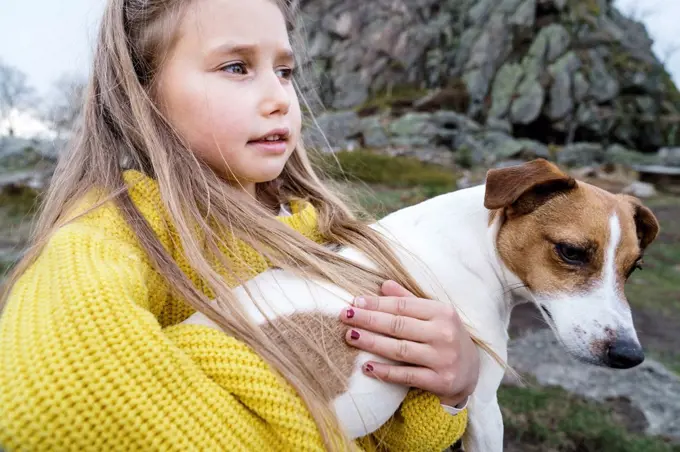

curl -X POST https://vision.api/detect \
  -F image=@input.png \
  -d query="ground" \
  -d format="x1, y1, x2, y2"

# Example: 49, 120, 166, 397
1, 152, 679, 450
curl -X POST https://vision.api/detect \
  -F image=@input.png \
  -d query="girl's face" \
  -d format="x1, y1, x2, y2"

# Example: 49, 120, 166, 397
156, 0, 301, 196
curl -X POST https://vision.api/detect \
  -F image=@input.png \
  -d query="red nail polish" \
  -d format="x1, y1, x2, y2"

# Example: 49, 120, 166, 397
350, 330, 360, 340
364, 363, 374, 372
346, 308, 355, 319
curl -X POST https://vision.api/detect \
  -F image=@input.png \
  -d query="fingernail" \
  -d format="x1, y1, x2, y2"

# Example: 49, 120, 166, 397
350, 330, 360, 340
346, 308, 355, 319
364, 363, 374, 373
354, 297, 366, 308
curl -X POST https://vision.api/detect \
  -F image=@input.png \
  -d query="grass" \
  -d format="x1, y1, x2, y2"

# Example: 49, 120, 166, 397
0, 187, 39, 280
653, 350, 680, 376
337, 183, 440, 219
315, 149, 458, 193
499, 384, 679, 451
0, 187, 40, 220
315, 149, 459, 219
622, 195, 680, 374
625, 195, 680, 315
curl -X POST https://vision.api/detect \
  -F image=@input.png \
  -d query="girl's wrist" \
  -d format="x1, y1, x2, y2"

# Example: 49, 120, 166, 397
440, 395, 470, 416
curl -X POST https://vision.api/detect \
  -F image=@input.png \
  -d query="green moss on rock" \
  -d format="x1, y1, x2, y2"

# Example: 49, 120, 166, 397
356, 85, 429, 113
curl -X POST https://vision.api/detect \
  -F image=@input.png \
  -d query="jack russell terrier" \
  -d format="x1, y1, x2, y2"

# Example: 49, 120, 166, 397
183, 158, 660, 451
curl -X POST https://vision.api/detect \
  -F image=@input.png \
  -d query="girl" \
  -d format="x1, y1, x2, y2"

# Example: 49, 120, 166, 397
0, 0, 480, 450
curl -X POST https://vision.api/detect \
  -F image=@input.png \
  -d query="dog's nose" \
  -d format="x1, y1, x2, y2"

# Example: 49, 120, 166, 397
606, 338, 644, 369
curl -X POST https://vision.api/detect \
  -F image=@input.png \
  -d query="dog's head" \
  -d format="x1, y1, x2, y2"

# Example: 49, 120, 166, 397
484, 159, 659, 369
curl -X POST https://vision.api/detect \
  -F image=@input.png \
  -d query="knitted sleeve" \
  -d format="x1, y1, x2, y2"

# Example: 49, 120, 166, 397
0, 221, 326, 452
357, 389, 468, 452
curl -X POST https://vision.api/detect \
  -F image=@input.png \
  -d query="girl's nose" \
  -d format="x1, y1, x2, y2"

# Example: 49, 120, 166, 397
259, 73, 291, 117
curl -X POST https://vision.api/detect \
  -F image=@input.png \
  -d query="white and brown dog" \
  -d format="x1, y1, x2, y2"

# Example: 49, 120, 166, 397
184, 159, 659, 451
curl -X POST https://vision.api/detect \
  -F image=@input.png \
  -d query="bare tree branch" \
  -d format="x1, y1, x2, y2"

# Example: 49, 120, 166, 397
0, 61, 35, 137
660, 43, 680, 66
42, 73, 87, 139
620, 0, 661, 21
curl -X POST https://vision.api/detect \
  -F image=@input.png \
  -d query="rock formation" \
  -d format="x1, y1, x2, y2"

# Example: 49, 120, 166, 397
299, 0, 680, 163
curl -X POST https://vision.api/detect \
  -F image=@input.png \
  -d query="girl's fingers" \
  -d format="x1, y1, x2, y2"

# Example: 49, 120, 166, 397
352, 295, 441, 321
344, 327, 439, 368
379, 280, 415, 298
340, 306, 434, 343
360, 361, 442, 392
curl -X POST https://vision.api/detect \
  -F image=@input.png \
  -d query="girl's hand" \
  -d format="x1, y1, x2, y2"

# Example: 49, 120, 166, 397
340, 280, 479, 407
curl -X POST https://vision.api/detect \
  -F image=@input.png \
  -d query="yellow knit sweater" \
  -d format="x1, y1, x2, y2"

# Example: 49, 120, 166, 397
0, 170, 467, 452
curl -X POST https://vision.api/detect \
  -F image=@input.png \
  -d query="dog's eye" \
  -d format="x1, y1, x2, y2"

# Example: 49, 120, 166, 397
555, 243, 589, 265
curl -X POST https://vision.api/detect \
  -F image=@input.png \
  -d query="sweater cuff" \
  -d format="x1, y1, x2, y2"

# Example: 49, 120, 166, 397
360, 389, 467, 452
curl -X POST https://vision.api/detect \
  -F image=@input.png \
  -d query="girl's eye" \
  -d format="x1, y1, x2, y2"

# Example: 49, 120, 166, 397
276, 67, 295, 80
221, 63, 248, 75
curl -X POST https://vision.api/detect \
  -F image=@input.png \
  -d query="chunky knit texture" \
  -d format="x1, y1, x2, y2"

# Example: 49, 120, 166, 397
0, 170, 467, 451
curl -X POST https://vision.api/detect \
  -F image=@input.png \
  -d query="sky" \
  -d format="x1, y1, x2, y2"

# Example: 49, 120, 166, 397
0, 0, 679, 136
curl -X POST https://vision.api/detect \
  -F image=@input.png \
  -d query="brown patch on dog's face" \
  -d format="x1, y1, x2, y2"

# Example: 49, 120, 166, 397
260, 312, 360, 401
495, 183, 653, 298
497, 184, 607, 294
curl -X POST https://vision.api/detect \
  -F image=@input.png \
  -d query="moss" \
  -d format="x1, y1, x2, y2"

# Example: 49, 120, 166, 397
0, 186, 40, 232
586, 1, 600, 16
454, 145, 474, 169
661, 71, 680, 107
666, 123, 680, 147
548, 143, 561, 161
356, 85, 429, 113
570, 0, 602, 19
499, 384, 677, 451
609, 50, 651, 74
314, 149, 457, 194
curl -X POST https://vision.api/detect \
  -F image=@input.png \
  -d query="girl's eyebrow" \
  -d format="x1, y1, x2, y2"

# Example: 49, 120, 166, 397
207, 42, 295, 62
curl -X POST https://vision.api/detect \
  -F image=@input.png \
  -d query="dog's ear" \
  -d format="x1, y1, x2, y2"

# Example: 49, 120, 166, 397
484, 159, 576, 215
621, 195, 660, 249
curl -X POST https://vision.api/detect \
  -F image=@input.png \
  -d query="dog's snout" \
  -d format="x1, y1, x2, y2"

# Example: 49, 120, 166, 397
606, 337, 644, 369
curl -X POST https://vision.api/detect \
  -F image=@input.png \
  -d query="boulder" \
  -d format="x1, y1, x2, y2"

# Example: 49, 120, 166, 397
604, 144, 659, 166
510, 79, 545, 124
359, 116, 390, 149
488, 63, 524, 119
658, 147, 680, 166
622, 181, 657, 198
557, 142, 606, 167
306, 111, 361, 151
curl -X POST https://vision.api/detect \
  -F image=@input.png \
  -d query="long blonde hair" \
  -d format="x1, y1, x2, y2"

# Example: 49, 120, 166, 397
1, 0, 494, 449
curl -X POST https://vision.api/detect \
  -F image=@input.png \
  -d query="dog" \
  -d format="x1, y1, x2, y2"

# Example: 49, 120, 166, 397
182, 159, 659, 451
